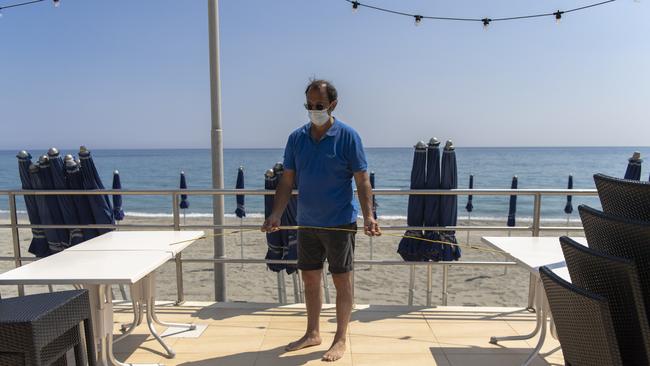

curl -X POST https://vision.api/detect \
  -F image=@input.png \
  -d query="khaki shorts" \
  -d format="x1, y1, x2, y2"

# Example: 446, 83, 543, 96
297, 222, 357, 274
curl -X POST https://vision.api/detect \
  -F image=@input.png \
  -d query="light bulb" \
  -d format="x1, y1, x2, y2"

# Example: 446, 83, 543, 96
0, 9, 3, 18
482, 18, 491, 30
554, 11, 562, 24
414, 15, 422, 26
53, 0, 60, 8
352, 1, 359, 13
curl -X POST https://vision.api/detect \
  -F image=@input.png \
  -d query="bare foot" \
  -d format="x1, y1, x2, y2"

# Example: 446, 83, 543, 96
322, 339, 346, 362
285, 333, 322, 352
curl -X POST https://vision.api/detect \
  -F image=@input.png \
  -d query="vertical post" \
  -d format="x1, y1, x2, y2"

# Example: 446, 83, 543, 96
527, 193, 543, 310
408, 265, 415, 306
208, 0, 227, 302
441, 264, 449, 306
322, 271, 331, 304
532, 193, 542, 237
240, 217, 244, 269
426, 264, 432, 307
292, 273, 300, 303
172, 193, 185, 305
9, 193, 25, 297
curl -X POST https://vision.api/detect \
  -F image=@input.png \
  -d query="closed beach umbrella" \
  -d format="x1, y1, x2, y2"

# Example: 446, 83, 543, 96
179, 171, 190, 209
112, 170, 125, 221
235, 167, 245, 218
16, 151, 48, 257
45, 149, 83, 246
465, 174, 474, 245
272, 163, 299, 274
439, 140, 460, 261
78, 147, 114, 234
422, 138, 442, 261
624, 152, 642, 180
30, 161, 67, 255
564, 175, 573, 215
370, 171, 377, 220
65, 159, 100, 240
398, 141, 427, 261
264, 168, 285, 272
507, 176, 518, 228
466, 175, 474, 213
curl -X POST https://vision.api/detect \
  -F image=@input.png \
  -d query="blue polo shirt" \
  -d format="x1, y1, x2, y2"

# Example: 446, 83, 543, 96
283, 118, 368, 227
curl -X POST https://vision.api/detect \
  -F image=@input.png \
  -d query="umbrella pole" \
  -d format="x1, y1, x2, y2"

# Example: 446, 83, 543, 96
240, 217, 244, 269
292, 273, 300, 303
408, 265, 415, 306
566, 215, 570, 236
298, 271, 304, 303
183, 210, 186, 226
276, 272, 285, 304
369, 236, 374, 269
466, 212, 472, 245
504, 229, 511, 275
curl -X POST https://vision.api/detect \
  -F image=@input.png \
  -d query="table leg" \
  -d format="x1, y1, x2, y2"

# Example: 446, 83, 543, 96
520, 281, 547, 366
115, 302, 142, 343
490, 279, 541, 344
146, 273, 196, 331
145, 301, 176, 358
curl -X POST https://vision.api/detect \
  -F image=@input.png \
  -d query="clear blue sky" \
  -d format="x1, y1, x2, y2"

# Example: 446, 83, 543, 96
0, 0, 648, 149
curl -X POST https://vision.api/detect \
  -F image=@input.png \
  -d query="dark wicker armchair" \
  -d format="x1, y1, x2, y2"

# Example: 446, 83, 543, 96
560, 236, 650, 365
0, 290, 95, 366
539, 266, 623, 366
579, 204, 650, 322
594, 173, 650, 222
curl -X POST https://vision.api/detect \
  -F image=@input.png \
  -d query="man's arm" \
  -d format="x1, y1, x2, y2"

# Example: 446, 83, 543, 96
354, 171, 381, 236
261, 169, 296, 232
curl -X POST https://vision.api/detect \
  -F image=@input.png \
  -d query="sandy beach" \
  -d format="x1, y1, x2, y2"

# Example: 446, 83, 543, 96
0, 214, 583, 307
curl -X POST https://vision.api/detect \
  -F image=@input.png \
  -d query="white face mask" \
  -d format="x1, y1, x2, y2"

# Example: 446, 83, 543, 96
308, 109, 330, 126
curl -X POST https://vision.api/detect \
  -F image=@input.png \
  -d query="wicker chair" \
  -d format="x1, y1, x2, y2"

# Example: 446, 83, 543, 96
559, 236, 650, 365
594, 173, 650, 221
539, 266, 623, 366
0, 290, 95, 366
579, 204, 650, 322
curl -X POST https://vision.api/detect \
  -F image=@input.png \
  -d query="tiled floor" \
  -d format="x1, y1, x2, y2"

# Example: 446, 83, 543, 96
111, 302, 564, 366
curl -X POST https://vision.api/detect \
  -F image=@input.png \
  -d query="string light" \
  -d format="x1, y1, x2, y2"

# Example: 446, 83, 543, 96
343, 0, 620, 28
53, 0, 60, 8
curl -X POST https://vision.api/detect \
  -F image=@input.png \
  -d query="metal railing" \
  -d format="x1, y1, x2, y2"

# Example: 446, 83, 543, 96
0, 187, 596, 305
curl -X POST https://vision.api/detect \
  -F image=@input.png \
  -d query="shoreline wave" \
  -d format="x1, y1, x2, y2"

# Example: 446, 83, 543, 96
0, 210, 583, 223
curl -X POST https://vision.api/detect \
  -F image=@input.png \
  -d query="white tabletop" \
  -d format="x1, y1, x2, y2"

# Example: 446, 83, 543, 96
66, 231, 205, 256
481, 236, 588, 282
0, 250, 172, 285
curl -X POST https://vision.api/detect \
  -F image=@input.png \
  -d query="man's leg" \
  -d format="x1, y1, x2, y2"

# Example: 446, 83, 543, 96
322, 271, 353, 362
285, 269, 323, 351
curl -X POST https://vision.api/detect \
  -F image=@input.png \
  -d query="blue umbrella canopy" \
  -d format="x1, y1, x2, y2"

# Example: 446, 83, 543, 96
65, 159, 100, 241
564, 174, 573, 215
112, 170, 125, 221
422, 138, 442, 261
264, 168, 285, 272
16, 151, 48, 257
624, 152, 642, 180
30, 160, 68, 255
273, 163, 299, 274
235, 166, 245, 218
507, 176, 518, 227
78, 147, 114, 234
179, 171, 190, 209
439, 140, 460, 261
45, 149, 83, 246
398, 141, 427, 261
465, 175, 474, 213
370, 171, 378, 220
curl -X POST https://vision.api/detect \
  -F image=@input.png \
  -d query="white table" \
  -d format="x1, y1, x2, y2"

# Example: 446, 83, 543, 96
0, 231, 204, 366
481, 236, 588, 366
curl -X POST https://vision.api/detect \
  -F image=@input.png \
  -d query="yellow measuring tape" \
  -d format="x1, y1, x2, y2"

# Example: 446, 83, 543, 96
169, 226, 507, 255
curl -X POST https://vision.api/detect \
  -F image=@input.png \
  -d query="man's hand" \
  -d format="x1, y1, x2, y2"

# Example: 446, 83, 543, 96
363, 217, 381, 237
261, 213, 281, 233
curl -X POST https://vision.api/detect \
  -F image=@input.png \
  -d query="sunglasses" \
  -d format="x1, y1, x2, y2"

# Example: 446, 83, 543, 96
304, 103, 329, 111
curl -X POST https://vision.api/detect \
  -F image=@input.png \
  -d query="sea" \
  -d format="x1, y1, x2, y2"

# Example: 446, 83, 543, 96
1, 147, 648, 223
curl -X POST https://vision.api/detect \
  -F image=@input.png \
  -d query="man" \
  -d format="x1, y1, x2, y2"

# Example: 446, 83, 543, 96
262, 79, 380, 362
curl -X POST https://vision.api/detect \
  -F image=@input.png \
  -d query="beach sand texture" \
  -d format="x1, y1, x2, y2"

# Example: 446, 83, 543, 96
0, 215, 583, 307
